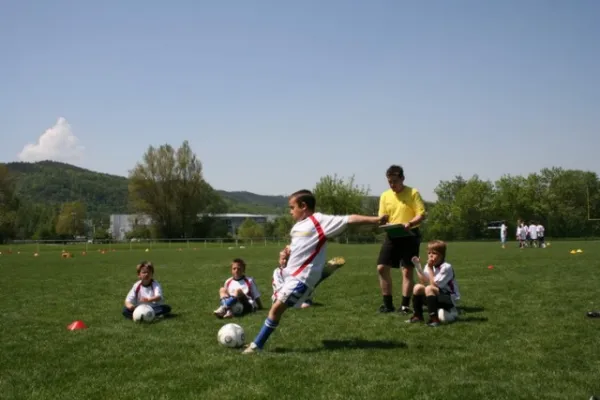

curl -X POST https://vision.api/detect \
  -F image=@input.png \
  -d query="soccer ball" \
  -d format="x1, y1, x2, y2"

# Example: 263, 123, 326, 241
217, 323, 245, 348
438, 308, 458, 323
231, 301, 244, 316
132, 304, 155, 323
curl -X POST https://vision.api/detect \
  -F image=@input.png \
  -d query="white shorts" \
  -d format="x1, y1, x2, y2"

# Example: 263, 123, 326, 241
275, 278, 314, 308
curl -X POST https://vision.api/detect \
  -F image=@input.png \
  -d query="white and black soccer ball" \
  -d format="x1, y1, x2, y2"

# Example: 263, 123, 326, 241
133, 304, 155, 323
231, 301, 244, 316
438, 308, 458, 323
217, 323, 245, 348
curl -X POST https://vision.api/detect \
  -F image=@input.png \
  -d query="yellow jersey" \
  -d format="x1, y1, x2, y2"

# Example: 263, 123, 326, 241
378, 186, 426, 227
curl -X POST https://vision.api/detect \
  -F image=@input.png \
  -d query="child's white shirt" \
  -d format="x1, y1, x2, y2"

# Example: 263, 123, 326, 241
425, 261, 460, 302
224, 276, 261, 300
283, 213, 348, 289
125, 280, 164, 306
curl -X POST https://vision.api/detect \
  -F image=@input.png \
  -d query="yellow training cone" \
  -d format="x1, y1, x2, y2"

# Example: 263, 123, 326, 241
576, 249, 583, 253
570, 250, 577, 254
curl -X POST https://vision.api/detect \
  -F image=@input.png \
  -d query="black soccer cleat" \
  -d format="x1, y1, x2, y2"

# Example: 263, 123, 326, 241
587, 311, 600, 318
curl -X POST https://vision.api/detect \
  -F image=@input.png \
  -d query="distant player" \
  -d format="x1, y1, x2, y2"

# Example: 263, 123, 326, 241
500, 221, 508, 248
536, 223, 545, 248
243, 189, 387, 354
214, 258, 263, 318
376, 165, 426, 314
528, 221, 538, 247
406, 240, 460, 327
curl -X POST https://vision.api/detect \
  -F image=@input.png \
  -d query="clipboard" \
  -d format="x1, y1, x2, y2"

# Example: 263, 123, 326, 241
379, 223, 415, 238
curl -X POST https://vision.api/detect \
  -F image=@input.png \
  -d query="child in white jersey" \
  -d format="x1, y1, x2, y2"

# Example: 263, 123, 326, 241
214, 258, 263, 319
272, 245, 346, 308
406, 240, 460, 327
123, 261, 172, 319
243, 189, 388, 354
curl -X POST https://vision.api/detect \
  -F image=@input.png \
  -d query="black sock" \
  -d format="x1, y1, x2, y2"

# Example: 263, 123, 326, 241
383, 295, 394, 309
412, 295, 425, 318
426, 295, 438, 317
401, 296, 411, 308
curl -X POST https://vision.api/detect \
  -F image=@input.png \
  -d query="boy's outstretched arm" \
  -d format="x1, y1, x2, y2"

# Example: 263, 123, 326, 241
347, 214, 388, 225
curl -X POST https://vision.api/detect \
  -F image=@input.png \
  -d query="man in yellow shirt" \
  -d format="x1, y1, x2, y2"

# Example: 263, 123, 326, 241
377, 165, 426, 314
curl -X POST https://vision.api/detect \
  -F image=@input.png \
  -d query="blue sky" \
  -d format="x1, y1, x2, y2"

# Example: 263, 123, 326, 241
1, 1, 598, 201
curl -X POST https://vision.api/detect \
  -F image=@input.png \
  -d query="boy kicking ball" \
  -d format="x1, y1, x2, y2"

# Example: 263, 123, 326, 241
243, 189, 387, 354
272, 246, 346, 308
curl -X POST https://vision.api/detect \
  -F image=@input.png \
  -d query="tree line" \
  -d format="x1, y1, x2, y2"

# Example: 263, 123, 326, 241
1, 141, 598, 243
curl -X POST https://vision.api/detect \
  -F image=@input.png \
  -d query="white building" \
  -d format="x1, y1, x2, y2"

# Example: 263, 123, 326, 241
109, 213, 278, 240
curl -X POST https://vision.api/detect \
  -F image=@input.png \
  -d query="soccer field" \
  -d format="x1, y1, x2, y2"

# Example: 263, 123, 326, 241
1, 241, 599, 399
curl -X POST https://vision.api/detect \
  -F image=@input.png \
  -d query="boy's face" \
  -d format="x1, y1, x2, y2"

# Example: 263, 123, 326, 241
288, 197, 307, 221
231, 262, 244, 279
138, 267, 153, 283
387, 174, 405, 192
427, 249, 443, 266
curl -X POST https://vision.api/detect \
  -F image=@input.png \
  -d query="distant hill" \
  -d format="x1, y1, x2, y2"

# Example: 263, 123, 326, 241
4, 161, 288, 217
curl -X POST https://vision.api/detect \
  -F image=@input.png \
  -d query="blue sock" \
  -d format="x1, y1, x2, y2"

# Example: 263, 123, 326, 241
221, 296, 237, 307
253, 318, 278, 349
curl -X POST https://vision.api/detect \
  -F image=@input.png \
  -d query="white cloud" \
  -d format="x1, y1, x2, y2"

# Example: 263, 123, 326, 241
18, 117, 85, 163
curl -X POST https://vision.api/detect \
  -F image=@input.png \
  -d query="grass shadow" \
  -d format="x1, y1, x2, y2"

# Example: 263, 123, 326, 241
456, 316, 488, 323
272, 338, 407, 353
458, 305, 485, 313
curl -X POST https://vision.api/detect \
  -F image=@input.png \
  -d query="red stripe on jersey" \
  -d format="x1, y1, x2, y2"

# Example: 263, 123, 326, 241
135, 280, 153, 299
292, 215, 326, 277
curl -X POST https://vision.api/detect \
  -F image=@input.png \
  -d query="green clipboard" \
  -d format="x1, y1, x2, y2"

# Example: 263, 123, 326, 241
379, 223, 415, 238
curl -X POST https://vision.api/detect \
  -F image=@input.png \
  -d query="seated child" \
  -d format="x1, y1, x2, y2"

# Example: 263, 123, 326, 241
272, 245, 345, 308
214, 258, 263, 319
123, 261, 172, 319
406, 240, 460, 327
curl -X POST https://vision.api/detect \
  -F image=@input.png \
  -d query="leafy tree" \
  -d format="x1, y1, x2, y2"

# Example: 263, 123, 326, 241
313, 174, 370, 215
237, 218, 265, 239
0, 164, 19, 242
273, 215, 294, 238
128, 141, 226, 238
55, 201, 87, 238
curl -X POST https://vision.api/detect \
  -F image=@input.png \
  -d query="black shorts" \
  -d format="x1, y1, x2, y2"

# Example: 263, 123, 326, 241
239, 296, 256, 314
377, 229, 421, 269
437, 290, 455, 311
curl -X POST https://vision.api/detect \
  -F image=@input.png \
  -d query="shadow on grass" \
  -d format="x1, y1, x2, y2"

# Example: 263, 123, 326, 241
458, 305, 485, 313
456, 316, 488, 323
272, 338, 407, 353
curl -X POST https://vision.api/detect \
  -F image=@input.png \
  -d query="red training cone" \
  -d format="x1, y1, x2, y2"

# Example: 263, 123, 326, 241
488, 265, 494, 269
67, 320, 88, 330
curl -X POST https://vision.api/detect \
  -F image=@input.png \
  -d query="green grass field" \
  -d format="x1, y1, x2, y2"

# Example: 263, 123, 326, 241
1, 240, 599, 399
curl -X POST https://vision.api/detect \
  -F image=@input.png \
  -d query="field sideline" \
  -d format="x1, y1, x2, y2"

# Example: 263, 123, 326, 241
1, 241, 599, 399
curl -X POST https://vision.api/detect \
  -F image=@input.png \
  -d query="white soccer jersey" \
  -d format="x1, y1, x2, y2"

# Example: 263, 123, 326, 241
224, 276, 261, 300
537, 224, 545, 237
500, 224, 507, 237
425, 262, 460, 303
125, 280, 164, 306
528, 224, 538, 239
283, 212, 349, 288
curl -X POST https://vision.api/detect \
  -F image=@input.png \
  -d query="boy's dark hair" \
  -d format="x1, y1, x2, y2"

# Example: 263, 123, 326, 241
136, 261, 154, 274
232, 258, 246, 270
290, 189, 316, 211
386, 165, 404, 178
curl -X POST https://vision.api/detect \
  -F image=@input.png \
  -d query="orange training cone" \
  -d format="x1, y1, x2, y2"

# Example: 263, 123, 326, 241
67, 320, 88, 330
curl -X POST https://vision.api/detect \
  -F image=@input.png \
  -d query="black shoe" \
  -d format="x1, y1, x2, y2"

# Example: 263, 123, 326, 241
378, 304, 395, 313
397, 306, 412, 315
587, 311, 600, 318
